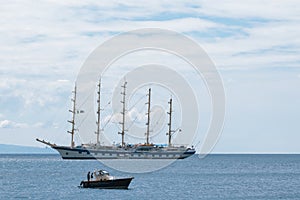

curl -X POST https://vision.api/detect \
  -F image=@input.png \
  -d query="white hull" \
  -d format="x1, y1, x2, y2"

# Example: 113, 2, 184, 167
53, 146, 195, 159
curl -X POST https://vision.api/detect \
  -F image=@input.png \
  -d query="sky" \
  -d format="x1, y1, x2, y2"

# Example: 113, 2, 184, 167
0, 1, 300, 153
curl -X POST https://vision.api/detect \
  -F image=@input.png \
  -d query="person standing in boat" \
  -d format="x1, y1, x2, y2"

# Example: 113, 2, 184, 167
87, 171, 90, 182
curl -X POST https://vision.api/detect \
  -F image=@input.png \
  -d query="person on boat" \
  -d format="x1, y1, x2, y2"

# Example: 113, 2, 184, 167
87, 171, 90, 182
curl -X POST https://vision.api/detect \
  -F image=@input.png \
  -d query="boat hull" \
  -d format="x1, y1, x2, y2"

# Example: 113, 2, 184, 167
80, 178, 134, 189
53, 146, 195, 160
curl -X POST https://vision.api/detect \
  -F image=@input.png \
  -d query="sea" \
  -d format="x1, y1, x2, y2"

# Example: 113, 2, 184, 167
1, 154, 300, 200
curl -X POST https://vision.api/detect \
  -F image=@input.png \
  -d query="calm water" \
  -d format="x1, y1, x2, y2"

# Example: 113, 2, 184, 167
1, 154, 300, 199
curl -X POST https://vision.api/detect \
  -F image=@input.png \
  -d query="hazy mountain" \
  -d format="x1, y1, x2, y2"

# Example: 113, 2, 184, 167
0, 144, 57, 154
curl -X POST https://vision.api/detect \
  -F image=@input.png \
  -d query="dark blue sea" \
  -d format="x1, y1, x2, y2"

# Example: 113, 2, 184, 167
1, 154, 300, 199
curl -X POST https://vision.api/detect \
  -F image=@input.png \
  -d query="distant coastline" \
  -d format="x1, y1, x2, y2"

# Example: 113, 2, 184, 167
1, 144, 299, 155
0, 144, 57, 154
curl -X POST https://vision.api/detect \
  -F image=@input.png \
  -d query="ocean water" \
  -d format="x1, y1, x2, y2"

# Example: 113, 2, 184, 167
1, 154, 300, 200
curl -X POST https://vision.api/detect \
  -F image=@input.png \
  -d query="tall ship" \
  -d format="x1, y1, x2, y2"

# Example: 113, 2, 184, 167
36, 80, 196, 159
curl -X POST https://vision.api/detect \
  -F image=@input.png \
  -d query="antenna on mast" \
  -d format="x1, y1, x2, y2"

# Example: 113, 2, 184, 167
118, 81, 127, 147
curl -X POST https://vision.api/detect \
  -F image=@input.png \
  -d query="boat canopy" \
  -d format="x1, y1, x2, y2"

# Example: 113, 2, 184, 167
97, 170, 109, 176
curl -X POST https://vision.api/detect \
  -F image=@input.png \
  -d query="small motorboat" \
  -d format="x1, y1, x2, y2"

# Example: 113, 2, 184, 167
80, 170, 134, 189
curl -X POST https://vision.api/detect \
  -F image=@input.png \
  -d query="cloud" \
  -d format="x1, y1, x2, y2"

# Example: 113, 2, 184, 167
0, 120, 47, 129
201, 20, 300, 69
0, 77, 72, 108
1, 0, 299, 76
195, 0, 300, 20
0, 120, 29, 129
127, 107, 145, 122
78, 18, 219, 33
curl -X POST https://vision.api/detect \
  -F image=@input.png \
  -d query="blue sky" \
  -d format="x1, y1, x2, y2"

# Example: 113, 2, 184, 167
0, 1, 300, 153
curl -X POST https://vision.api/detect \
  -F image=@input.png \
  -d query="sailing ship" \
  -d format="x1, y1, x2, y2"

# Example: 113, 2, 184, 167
36, 80, 196, 159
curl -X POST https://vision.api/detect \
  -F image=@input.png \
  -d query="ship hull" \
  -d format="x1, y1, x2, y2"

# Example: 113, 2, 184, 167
80, 177, 133, 189
52, 146, 195, 160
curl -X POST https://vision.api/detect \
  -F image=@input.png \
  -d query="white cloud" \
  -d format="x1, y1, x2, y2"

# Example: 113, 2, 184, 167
0, 120, 46, 129
128, 107, 145, 122
32, 122, 45, 128
1, 0, 299, 75
196, 0, 300, 20
201, 20, 300, 69
57, 79, 70, 83
0, 77, 72, 108
79, 18, 219, 33
0, 120, 29, 129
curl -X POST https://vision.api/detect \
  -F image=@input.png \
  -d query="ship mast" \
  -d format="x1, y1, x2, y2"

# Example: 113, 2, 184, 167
167, 98, 174, 147
118, 81, 127, 147
95, 79, 101, 145
67, 84, 76, 148
146, 88, 151, 145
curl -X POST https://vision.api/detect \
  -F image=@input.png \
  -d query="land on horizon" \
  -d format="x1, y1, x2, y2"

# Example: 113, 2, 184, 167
0, 143, 57, 154
1, 144, 299, 155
